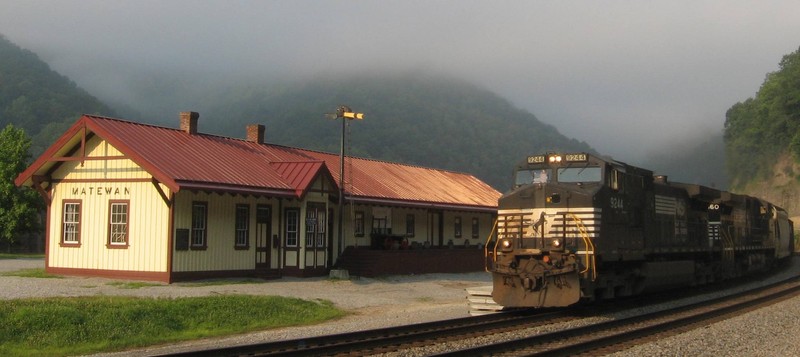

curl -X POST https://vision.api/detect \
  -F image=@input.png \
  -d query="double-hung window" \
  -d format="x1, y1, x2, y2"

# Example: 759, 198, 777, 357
315, 209, 326, 247
285, 209, 299, 247
354, 211, 365, 237
235, 204, 250, 248
305, 203, 326, 248
191, 202, 208, 249
108, 200, 129, 248
62, 200, 81, 245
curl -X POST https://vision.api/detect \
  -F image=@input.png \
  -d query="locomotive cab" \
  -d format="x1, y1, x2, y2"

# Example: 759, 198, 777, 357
491, 153, 615, 307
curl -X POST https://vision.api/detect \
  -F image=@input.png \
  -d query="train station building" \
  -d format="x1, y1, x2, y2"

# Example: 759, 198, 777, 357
15, 113, 500, 282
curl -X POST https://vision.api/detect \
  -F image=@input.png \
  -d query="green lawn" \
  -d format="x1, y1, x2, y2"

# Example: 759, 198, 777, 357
0, 295, 346, 356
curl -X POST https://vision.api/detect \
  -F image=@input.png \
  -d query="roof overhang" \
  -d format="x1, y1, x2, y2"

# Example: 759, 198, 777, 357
176, 181, 298, 198
15, 115, 180, 192
348, 196, 497, 213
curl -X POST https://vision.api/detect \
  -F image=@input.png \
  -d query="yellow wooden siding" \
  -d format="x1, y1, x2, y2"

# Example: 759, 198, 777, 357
57, 136, 150, 181
316, 250, 326, 265
172, 191, 281, 272
47, 136, 169, 272
284, 251, 298, 267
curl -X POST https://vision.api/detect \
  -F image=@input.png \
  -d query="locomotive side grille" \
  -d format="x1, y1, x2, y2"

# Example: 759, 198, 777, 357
496, 212, 530, 240
549, 211, 601, 239
655, 195, 677, 216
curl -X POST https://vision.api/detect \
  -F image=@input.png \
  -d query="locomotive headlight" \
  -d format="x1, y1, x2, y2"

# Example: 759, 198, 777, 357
548, 155, 562, 163
552, 238, 562, 248
500, 239, 513, 252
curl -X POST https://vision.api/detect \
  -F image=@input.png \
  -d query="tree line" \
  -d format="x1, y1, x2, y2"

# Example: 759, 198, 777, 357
724, 46, 800, 189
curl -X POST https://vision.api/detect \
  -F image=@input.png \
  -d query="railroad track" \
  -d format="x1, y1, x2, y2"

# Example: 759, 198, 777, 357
434, 276, 800, 356
160, 309, 577, 356
159, 272, 798, 356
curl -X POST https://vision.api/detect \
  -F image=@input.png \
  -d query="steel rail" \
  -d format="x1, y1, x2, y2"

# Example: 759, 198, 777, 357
158, 309, 571, 357
433, 276, 800, 356
158, 268, 796, 356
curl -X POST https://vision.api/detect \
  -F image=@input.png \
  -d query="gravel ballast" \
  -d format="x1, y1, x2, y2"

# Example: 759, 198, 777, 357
2, 257, 799, 356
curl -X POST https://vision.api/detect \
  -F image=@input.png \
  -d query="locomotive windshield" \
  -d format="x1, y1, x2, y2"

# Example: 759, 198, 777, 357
514, 153, 604, 187
515, 166, 601, 186
515, 169, 552, 186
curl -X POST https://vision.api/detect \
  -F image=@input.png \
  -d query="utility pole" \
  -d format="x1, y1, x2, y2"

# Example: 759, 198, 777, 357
331, 106, 364, 262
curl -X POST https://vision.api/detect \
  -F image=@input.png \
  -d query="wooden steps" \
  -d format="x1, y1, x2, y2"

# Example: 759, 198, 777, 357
466, 285, 507, 316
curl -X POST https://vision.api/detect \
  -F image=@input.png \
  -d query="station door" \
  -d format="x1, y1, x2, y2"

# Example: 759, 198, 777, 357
255, 205, 272, 269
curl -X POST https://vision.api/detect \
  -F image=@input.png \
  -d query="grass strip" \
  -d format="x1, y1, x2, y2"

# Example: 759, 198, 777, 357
0, 253, 44, 260
1, 269, 62, 279
105, 281, 163, 289
0, 295, 345, 356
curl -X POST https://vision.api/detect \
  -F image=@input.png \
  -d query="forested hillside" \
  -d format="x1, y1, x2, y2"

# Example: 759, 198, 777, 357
199, 73, 594, 190
0, 35, 115, 155
724, 46, 800, 213
0, 34, 591, 191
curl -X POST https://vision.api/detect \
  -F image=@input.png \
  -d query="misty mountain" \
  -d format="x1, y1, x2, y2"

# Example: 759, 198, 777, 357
0, 30, 736, 195
0, 34, 115, 154
639, 132, 728, 190
1, 33, 596, 191
0, 31, 731, 192
189, 73, 595, 191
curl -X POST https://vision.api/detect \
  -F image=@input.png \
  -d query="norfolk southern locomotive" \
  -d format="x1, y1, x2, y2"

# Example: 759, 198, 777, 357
487, 152, 794, 308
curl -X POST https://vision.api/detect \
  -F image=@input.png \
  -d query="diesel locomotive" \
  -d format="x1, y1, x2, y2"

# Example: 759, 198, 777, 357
487, 152, 794, 308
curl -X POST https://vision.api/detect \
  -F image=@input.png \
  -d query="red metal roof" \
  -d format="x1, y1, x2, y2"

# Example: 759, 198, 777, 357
17, 115, 500, 211
270, 161, 331, 198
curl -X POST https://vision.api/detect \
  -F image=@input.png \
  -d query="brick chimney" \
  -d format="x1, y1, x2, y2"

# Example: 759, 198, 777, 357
180, 111, 199, 134
246, 124, 265, 144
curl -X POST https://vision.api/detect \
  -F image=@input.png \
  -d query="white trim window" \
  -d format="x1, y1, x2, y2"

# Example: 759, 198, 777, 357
354, 211, 365, 237
191, 202, 208, 248
285, 209, 299, 247
316, 209, 326, 248
108, 201, 129, 246
62, 201, 81, 244
235, 204, 249, 248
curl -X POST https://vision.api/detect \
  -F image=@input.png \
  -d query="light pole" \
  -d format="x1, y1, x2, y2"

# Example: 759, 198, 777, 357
331, 106, 364, 262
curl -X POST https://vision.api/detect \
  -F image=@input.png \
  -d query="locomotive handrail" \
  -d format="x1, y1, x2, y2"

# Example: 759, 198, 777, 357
568, 212, 597, 281
720, 225, 736, 278
484, 218, 499, 272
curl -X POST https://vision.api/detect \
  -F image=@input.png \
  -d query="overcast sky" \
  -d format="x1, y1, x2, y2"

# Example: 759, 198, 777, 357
2, 1, 799, 161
